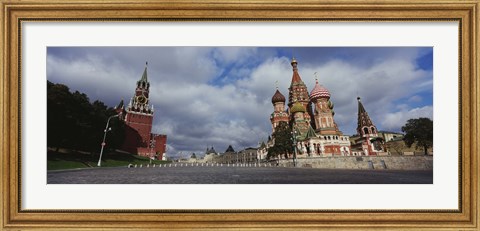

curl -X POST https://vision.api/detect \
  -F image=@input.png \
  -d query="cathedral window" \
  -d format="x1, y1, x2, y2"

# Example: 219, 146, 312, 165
371, 127, 375, 134
364, 127, 369, 135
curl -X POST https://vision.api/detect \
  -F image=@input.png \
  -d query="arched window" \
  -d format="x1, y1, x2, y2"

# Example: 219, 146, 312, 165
371, 127, 375, 134
363, 127, 369, 135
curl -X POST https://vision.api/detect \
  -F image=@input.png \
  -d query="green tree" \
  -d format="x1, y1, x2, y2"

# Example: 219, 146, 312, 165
401, 117, 433, 155
47, 80, 125, 153
266, 121, 293, 160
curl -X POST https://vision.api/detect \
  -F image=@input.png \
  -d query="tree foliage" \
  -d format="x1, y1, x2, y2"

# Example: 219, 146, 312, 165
47, 81, 125, 153
267, 121, 293, 160
401, 117, 433, 155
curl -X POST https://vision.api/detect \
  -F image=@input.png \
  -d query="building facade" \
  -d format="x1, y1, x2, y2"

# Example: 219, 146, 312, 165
116, 63, 167, 159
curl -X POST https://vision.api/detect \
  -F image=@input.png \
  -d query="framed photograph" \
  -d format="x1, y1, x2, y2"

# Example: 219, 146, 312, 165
1, 0, 478, 230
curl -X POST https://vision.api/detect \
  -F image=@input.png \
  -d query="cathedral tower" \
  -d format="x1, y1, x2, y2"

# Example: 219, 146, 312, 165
270, 87, 289, 133
310, 78, 341, 135
290, 102, 310, 136
354, 97, 385, 155
356, 97, 378, 138
287, 58, 314, 128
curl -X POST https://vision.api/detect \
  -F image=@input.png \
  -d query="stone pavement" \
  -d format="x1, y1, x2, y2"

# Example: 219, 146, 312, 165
47, 164, 433, 184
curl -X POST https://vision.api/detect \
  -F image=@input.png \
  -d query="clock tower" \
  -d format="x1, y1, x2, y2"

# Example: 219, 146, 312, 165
118, 62, 167, 159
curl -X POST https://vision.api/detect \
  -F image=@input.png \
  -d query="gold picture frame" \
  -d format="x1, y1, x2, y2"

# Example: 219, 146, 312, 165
1, 0, 478, 230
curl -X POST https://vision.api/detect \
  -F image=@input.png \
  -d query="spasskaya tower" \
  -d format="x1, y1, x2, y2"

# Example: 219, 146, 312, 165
116, 62, 167, 159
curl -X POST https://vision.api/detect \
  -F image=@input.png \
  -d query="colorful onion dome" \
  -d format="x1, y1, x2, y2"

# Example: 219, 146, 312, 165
290, 102, 306, 114
310, 79, 331, 100
271, 89, 286, 104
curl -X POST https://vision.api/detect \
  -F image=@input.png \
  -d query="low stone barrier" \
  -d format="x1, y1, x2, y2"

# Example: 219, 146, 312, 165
279, 156, 433, 170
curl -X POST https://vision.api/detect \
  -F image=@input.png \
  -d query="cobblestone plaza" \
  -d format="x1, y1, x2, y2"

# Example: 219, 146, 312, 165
47, 165, 433, 184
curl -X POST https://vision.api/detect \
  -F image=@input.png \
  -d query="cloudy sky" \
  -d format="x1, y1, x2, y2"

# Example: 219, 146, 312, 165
47, 47, 433, 158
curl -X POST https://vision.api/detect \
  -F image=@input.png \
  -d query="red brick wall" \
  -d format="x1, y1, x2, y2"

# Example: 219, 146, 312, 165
154, 134, 167, 160
122, 112, 153, 154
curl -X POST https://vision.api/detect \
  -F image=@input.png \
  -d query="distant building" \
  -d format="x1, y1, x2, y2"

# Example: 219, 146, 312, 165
213, 146, 259, 164
203, 146, 218, 163
216, 145, 237, 164
257, 141, 268, 161
238, 147, 258, 163
115, 63, 167, 159
378, 131, 404, 142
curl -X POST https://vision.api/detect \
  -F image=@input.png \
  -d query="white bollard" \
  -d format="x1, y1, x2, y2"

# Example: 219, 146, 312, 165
140, 164, 143, 168
135, 164, 137, 168
169, 164, 171, 167
153, 164, 155, 167
175, 164, 177, 167
147, 164, 149, 168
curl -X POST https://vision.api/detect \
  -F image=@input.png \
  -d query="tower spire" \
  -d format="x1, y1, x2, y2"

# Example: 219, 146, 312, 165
139, 61, 148, 83
290, 57, 302, 84
356, 96, 377, 137
357, 97, 367, 114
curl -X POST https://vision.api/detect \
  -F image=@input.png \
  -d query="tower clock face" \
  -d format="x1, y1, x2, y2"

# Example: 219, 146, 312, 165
136, 95, 147, 104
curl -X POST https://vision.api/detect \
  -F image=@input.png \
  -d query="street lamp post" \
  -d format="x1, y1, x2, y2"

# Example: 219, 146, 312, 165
292, 130, 297, 167
97, 114, 119, 167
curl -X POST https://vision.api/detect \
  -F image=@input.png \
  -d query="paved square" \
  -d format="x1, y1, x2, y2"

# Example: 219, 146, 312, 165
47, 165, 433, 184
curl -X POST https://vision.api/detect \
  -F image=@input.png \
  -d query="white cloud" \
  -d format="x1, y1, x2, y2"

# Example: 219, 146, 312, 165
381, 106, 433, 131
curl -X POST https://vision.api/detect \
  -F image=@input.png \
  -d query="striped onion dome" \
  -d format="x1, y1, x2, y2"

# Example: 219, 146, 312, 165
310, 79, 330, 100
290, 102, 306, 114
271, 89, 286, 104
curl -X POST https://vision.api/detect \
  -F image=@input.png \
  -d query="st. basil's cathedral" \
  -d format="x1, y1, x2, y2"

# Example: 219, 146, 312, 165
269, 58, 387, 157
